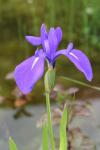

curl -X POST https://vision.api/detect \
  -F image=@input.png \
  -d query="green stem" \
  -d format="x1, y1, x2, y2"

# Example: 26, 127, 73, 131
45, 91, 55, 150
67, 106, 69, 150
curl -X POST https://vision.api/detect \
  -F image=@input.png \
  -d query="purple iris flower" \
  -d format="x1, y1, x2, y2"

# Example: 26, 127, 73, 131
14, 24, 93, 94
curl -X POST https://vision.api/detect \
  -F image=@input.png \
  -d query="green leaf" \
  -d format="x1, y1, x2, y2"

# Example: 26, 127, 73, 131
9, 137, 18, 150
61, 76, 100, 91
42, 124, 48, 150
59, 107, 68, 150
44, 68, 56, 92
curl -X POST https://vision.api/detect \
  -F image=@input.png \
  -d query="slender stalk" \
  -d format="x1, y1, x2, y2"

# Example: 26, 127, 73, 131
67, 107, 69, 150
45, 91, 55, 150
61, 76, 100, 91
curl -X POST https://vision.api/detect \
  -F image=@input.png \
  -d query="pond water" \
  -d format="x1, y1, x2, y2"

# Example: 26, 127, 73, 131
0, 99, 100, 150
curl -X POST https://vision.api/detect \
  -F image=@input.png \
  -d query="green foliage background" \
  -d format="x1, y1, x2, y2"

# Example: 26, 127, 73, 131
0, 0, 100, 51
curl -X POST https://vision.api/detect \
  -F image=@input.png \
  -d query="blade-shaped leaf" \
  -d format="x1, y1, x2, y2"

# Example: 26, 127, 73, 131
61, 76, 100, 91
42, 124, 48, 150
9, 137, 18, 150
59, 107, 68, 150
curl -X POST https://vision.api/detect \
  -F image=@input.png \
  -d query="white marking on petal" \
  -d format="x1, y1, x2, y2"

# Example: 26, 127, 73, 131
69, 52, 79, 61
44, 39, 50, 52
31, 57, 39, 70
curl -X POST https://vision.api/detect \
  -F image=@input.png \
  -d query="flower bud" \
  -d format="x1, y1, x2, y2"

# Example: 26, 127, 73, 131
44, 68, 55, 93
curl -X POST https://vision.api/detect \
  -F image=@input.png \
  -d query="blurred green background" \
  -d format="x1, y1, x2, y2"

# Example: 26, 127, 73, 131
0, 0, 100, 104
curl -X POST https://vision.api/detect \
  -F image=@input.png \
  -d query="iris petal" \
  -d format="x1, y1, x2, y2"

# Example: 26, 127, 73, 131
40, 24, 61, 62
55, 45, 93, 81
66, 42, 73, 51
48, 28, 58, 60
41, 24, 48, 51
41, 24, 48, 40
55, 27, 62, 43
14, 50, 45, 94
25, 36, 41, 46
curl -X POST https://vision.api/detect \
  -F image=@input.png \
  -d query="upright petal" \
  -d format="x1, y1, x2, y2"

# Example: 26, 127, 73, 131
25, 36, 41, 46
55, 44, 93, 81
55, 27, 62, 43
14, 50, 45, 94
41, 24, 48, 40
40, 24, 49, 54
47, 28, 58, 60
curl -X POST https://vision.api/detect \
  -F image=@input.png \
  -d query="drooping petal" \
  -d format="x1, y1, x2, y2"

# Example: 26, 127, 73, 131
55, 46, 93, 81
14, 50, 45, 94
25, 36, 41, 46
55, 27, 62, 43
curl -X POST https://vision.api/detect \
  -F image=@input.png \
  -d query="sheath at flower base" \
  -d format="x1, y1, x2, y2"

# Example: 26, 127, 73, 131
14, 24, 93, 94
